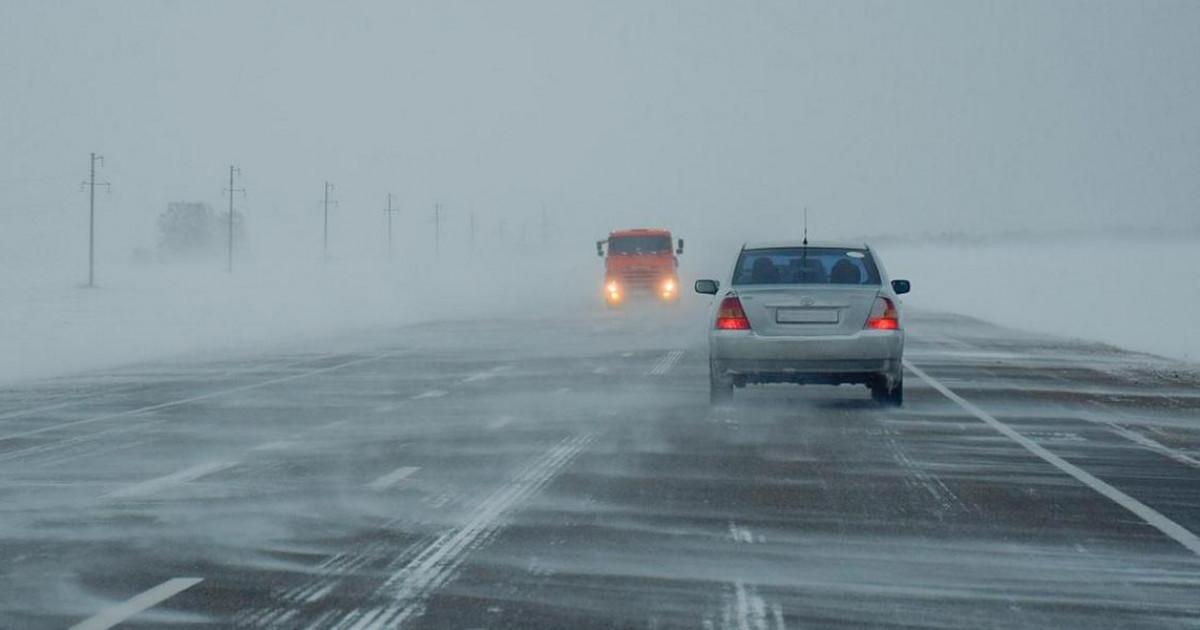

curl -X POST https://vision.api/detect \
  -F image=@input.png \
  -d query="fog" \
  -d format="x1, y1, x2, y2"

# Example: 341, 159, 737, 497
3, 1, 1200, 382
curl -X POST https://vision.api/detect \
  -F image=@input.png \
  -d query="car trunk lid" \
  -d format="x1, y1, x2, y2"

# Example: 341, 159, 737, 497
735, 285, 880, 336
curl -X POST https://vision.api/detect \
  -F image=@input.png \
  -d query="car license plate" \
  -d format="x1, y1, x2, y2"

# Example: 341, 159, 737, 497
776, 308, 838, 324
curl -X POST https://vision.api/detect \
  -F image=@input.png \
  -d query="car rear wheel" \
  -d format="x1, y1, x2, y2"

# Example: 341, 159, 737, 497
871, 374, 903, 406
710, 367, 733, 404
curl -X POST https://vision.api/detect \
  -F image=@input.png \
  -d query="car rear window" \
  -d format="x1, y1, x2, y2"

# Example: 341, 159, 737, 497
732, 248, 881, 286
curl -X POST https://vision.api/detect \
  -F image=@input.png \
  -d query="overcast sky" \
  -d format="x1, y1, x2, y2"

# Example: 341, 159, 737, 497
2, 0, 1199, 266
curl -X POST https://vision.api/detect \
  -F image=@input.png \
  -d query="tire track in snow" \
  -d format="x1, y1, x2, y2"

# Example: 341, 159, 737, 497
326, 433, 595, 630
646, 350, 685, 376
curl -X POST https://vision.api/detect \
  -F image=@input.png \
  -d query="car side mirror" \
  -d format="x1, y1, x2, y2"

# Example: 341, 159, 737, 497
694, 279, 719, 295
676, 238, 684, 255
596, 240, 604, 257
891, 279, 911, 295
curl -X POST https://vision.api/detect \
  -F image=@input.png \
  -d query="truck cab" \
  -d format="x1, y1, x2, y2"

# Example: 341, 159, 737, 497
596, 228, 684, 305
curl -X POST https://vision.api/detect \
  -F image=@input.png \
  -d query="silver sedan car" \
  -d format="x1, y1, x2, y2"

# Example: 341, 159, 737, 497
695, 241, 910, 405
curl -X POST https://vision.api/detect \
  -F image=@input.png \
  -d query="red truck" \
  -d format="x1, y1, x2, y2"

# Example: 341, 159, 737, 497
595, 228, 684, 305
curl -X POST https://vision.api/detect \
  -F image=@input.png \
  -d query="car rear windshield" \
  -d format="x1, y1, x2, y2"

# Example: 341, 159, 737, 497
608, 235, 671, 254
732, 248, 881, 286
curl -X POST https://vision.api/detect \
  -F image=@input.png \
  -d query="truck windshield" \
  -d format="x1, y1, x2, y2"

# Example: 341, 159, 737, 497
732, 248, 881, 286
608, 235, 671, 254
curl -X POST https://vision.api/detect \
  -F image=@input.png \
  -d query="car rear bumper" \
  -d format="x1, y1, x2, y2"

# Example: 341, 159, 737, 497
709, 330, 903, 385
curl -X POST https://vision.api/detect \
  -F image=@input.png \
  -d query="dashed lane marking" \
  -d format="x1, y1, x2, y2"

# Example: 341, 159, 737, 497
412, 390, 448, 400
368, 466, 421, 491
906, 359, 1200, 557
488, 415, 514, 430
462, 366, 510, 383
69, 577, 203, 630
105, 461, 237, 499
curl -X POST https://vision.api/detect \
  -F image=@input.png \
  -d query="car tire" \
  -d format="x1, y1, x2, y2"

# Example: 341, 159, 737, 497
871, 374, 903, 407
710, 369, 734, 404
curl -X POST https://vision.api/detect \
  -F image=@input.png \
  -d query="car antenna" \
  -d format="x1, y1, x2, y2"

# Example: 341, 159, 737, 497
800, 207, 810, 281
803, 207, 809, 246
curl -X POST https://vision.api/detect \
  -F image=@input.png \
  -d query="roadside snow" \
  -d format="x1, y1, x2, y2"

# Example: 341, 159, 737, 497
2, 234, 1196, 386
0, 253, 595, 386
884, 235, 1200, 364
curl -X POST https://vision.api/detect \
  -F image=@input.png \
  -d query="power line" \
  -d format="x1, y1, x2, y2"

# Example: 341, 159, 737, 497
223, 166, 245, 273
80, 152, 110, 288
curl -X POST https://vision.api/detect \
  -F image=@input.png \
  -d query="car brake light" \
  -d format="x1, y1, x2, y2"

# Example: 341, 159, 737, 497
716, 296, 751, 330
865, 297, 899, 330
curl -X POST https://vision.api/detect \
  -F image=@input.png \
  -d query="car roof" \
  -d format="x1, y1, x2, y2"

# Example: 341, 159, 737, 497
742, 240, 870, 251
610, 228, 671, 237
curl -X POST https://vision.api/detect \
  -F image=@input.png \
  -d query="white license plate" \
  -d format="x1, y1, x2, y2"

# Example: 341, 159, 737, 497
776, 308, 838, 324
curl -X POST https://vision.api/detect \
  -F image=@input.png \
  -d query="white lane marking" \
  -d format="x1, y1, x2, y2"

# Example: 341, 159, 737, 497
647, 350, 684, 376
106, 461, 237, 499
69, 577, 203, 630
771, 604, 787, 630
332, 434, 594, 629
621, 352, 634, 358
488, 415, 514, 430
905, 359, 1200, 557
462, 366, 509, 383
368, 466, 420, 491
412, 389, 448, 400
729, 522, 756, 544
0, 353, 399, 444
1104, 422, 1200, 471
732, 580, 770, 630
322, 420, 349, 431
552, 387, 572, 395
591, 366, 609, 375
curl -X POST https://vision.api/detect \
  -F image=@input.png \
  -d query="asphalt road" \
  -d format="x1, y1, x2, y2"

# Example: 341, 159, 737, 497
2, 305, 1200, 629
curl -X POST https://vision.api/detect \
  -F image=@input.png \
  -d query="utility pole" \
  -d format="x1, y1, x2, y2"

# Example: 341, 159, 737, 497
383, 193, 398, 253
436, 203, 443, 257
81, 152, 110, 287
224, 166, 245, 273
323, 181, 337, 262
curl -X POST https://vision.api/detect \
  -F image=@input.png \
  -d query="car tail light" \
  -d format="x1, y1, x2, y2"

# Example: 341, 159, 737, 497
716, 296, 751, 330
865, 297, 899, 330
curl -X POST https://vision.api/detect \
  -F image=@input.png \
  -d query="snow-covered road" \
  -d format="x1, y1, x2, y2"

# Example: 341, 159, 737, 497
2, 307, 1199, 628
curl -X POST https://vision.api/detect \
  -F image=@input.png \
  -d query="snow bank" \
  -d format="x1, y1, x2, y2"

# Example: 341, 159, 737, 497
883, 234, 1200, 363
